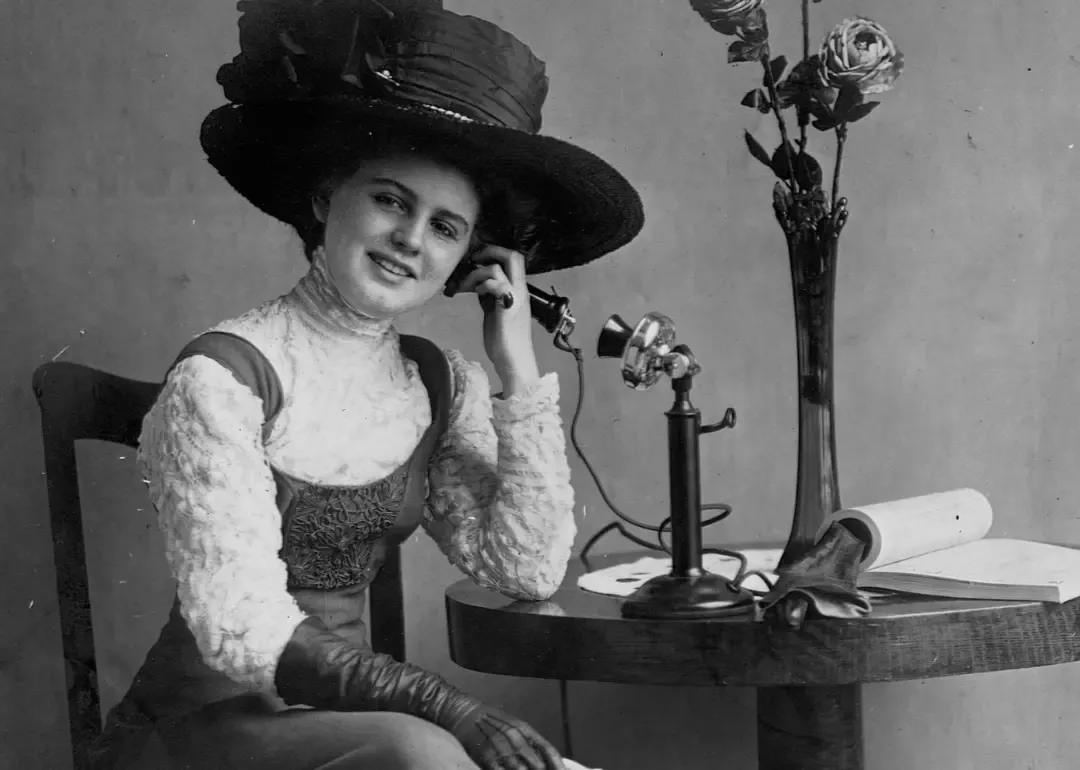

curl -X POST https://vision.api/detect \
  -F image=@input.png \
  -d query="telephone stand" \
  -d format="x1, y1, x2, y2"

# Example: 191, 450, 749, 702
620, 345, 755, 620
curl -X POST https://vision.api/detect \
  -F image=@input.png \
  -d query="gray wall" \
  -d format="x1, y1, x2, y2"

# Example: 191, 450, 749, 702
3, 0, 1080, 767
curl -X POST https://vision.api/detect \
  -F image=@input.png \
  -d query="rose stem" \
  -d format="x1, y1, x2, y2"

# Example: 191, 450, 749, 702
798, 0, 810, 154
801, 0, 810, 59
830, 123, 847, 211
761, 50, 797, 193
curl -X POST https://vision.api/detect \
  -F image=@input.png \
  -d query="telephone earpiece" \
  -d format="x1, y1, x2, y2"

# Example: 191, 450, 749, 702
443, 239, 484, 297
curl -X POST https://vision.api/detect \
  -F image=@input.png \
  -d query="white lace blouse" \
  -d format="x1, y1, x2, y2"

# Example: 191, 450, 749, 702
137, 249, 577, 694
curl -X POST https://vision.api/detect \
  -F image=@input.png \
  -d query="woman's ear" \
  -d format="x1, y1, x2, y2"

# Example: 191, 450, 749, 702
312, 195, 330, 224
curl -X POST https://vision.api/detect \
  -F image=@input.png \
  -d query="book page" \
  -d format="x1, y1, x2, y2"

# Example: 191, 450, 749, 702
864, 538, 1080, 602
576, 549, 782, 597
816, 488, 992, 570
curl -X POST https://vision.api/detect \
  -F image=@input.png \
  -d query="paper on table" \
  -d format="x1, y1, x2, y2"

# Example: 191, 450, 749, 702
577, 549, 782, 598
856, 538, 1080, 602
814, 488, 993, 570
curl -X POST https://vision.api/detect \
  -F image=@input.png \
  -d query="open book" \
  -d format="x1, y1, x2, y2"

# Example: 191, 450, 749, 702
817, 488, 1080, 603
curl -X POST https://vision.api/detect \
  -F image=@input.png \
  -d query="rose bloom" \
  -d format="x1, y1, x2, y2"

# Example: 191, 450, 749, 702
819, 17, 903, 95
690, 0, 764, 25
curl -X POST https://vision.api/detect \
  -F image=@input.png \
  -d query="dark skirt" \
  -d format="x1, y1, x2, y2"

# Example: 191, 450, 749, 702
94, 592, 476, 769
91, 694, 477, 770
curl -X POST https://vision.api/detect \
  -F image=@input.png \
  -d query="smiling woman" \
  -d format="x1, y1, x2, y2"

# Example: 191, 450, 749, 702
87, 2, 644, 770
313, 154, 480, 319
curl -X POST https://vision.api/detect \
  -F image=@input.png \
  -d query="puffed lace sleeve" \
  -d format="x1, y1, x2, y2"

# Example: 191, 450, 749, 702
421, 350, 577, 601
138, 355, 308, 693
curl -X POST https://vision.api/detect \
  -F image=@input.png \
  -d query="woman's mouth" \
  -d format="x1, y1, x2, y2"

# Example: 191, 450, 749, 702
368, 252, 415, 280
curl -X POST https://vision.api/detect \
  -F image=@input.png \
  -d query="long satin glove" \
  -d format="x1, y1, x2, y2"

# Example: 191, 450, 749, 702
275, 617, 565, 770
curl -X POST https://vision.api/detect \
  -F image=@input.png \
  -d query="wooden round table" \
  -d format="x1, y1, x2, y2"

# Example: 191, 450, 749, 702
445, 553, 1080, 769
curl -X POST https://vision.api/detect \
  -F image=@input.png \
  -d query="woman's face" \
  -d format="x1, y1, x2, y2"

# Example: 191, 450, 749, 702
318, 153, 481, 319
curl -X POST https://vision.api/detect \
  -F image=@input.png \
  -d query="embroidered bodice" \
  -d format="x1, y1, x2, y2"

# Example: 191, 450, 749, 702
136, 248, 578, 696
279, 466, 410, 590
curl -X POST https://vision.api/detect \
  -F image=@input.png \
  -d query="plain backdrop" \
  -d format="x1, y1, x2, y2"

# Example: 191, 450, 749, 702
2, 0, 1079, 767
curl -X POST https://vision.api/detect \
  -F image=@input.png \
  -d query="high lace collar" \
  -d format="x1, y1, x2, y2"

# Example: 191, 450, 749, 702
291, 247, 394, 341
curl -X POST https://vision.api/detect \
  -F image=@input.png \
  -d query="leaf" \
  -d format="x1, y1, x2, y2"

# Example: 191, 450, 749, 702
770, 142, 796, 180
727, 40, 757, 64
738, 88, 773, 114
846, 101, 881, 123
808, 97, 833, 122
806, 93, 836, 130
744, 131, 773, 169
770, 143, 823, 190
794, 152, 823, 190
831, 83, 864, 124
766, 55, 787, 86
740, 89, 765, 109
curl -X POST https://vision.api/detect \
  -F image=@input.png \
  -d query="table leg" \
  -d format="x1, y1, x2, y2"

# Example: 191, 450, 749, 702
756, 684, 863, 770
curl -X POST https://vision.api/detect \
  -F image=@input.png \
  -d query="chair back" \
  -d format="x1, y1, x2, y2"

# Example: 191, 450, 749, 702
32, 360, 407, 769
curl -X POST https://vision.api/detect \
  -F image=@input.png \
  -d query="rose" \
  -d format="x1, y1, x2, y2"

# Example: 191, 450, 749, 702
819, 17, 904, 95
690, 0, 764, 28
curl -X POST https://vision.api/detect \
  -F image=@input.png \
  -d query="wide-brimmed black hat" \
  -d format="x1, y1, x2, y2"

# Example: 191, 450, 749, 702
199, 0, 645, 275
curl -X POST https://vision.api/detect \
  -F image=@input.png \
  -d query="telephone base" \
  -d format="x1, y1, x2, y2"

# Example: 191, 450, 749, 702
620, 570, 756, 620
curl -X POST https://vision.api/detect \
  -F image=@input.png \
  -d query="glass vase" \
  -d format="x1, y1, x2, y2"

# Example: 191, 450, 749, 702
774, 189, 845, 568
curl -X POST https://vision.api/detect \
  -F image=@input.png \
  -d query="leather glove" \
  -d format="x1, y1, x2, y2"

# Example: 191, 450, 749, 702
275, 617, 565, 769
447, 702, 566, 770
757, 522, 873, 629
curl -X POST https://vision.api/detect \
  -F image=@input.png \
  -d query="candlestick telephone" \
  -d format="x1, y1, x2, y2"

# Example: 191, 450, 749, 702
449, 225, 765, 757
446, 220, 762, 606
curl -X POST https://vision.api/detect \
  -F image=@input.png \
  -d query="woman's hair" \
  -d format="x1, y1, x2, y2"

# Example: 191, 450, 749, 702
296, 137, 547, 264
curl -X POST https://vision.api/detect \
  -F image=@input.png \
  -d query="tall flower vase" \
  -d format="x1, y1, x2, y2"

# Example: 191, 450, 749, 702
773, 187, 848, 568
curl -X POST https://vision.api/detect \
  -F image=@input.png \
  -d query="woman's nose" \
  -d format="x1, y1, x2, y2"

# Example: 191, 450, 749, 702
390, 217, 424, 253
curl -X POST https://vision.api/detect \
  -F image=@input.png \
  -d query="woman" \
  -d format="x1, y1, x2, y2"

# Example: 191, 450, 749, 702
92, 2, 644, 769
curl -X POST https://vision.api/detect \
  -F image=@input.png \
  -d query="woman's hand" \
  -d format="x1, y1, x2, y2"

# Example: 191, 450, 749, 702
450, 703, 567, 770
451, 245, 540, 396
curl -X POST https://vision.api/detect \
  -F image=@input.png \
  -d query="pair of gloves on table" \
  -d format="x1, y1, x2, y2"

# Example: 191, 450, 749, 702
757, 521, 874, 628
276, 618, 582, 770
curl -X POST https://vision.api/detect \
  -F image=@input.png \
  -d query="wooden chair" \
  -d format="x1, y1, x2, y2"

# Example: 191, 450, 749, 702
32, 361, 406, 770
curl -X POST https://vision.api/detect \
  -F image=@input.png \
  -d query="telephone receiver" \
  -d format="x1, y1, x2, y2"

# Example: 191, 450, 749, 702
527, 283, 576, 339
445, 239, 577, 344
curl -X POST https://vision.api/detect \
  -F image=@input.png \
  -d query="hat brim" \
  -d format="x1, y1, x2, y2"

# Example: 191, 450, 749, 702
199, 96, 645, 275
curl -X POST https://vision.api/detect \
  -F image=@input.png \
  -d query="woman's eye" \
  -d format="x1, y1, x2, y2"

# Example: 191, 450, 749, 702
373, 193, 404, 210
432, 220, 459, 240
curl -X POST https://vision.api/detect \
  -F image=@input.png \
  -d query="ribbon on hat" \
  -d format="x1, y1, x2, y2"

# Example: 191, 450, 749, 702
215, 0, 546, 132
374, 14, 548, 131
217, 0, 441, 104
